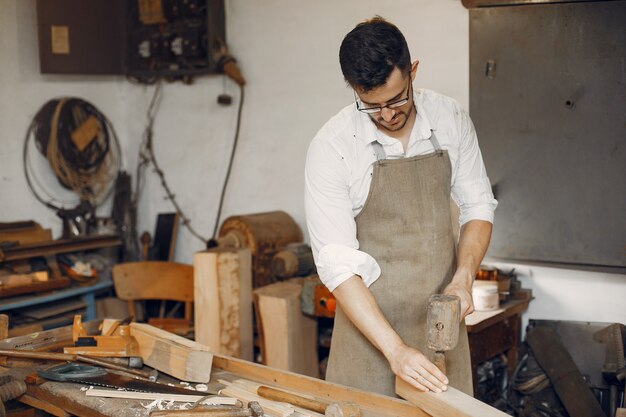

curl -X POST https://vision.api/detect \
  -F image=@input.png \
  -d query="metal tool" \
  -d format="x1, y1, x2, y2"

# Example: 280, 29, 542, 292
148, 400, 262, 417
426, 294, 461, 375
257, 385, 360, 417
37, 363, 212, 395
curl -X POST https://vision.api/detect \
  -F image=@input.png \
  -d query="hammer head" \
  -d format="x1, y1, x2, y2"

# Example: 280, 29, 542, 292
325, 401, 361, 417
426, 294, 460, 351
247, 401, 263, 417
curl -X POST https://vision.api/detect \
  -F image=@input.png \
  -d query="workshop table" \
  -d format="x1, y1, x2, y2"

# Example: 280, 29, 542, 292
465, 289, 532, 394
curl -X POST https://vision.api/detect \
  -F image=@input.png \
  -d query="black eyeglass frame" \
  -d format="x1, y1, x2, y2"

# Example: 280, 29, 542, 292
354, 78, 413, 114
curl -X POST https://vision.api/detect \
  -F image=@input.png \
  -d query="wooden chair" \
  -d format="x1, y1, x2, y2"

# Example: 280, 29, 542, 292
112, 261, 194, 336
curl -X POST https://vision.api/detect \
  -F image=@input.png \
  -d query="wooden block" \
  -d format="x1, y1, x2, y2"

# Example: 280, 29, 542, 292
0, 314, 8, 340
396, 377, 509, 417
0, 271, 48, 286
130, 322, 213, 383
18, 394, 70, 417
616, 408, 626, 417
254, 281, 318, 378
193, 248, 253, 361
0, 226, 52, 246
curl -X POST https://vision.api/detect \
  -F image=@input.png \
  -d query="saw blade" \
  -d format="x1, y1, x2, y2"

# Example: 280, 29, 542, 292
69, 374, 212, 395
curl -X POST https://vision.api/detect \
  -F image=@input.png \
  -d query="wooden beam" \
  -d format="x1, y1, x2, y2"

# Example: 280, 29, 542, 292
253, 281, 318, 377
212, 354, 429, 417
0, 320, 101, 350
395, 377, 508, 417
85, 389, 237, 404
130, 322, 213, 383
193, 248, 253, 361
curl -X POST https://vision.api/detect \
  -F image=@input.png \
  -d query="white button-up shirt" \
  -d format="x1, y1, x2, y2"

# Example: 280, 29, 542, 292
304, 88, 498, 291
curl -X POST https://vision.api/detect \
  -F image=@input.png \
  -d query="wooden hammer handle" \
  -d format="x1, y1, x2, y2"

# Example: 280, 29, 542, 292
433, 351, 446, 375
257, 385, 327, 413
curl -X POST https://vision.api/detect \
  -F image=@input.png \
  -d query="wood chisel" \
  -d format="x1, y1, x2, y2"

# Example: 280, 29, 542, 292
38, 363, 218, 395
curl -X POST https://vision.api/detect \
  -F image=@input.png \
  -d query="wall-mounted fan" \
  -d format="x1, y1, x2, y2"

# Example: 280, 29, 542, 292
23, 97, 121, 238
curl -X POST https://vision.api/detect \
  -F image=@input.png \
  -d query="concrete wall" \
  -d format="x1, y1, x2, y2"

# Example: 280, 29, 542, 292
0, 0, 623, 326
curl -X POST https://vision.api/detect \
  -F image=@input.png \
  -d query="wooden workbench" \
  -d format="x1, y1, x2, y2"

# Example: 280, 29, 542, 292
2, 323, 508, 417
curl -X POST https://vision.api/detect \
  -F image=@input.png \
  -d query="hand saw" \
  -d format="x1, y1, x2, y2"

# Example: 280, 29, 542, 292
38, 363, 217, 395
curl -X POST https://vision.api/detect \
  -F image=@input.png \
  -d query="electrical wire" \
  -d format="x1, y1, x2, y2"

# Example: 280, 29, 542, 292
131, 80, 245, 248
212, 84, 244, 239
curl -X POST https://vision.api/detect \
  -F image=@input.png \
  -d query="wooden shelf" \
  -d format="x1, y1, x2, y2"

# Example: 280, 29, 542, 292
0, 234, 121, 262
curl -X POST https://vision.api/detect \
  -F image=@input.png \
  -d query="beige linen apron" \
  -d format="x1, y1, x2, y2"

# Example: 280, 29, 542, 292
325, 131, 473, 397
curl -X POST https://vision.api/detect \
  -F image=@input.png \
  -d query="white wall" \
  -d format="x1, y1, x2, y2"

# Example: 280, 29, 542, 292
1, 0, 623, 325
485, 260, 626, 335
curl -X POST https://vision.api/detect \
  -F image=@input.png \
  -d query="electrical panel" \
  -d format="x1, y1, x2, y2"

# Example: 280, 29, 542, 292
37, 0, 226, 82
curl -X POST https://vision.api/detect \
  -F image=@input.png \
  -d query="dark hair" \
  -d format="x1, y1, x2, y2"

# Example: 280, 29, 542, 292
339, 17, 411, 92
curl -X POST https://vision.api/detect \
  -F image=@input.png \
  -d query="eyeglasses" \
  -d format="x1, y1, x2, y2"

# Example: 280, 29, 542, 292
355, 78, 412, 114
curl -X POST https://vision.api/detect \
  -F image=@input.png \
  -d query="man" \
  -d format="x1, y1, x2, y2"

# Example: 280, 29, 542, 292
304, 17, 497, 397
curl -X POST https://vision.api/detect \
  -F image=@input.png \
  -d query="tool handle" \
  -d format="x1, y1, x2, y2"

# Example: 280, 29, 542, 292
433, 351, 446, 375
151, 409, 250, 417
257, 385, 326, 413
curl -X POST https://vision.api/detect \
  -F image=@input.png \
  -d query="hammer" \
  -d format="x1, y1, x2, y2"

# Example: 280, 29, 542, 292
426, 294, 461, 375
257, 385, 360, 417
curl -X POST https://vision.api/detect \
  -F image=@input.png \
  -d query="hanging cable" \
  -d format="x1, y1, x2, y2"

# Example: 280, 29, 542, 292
212, 84, 245, 239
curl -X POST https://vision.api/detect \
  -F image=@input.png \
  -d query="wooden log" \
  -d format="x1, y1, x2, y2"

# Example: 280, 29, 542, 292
130, 322, 213, 383
395, 377, 508, 417
253, 281, 318, 377
85, 389, 237, 404
193, 248, 253, 361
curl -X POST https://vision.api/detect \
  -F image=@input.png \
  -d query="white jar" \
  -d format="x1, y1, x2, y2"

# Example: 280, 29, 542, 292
472, 281, 500, 311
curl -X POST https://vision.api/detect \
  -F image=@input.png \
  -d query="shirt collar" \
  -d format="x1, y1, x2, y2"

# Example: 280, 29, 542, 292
354, 88, 433, 146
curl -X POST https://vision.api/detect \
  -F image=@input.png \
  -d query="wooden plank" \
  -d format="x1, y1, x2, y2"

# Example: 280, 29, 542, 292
254, 281, 318, 377
21, 299, 86, 320
130, 322, 213, 383
212, 354, 430, 417
526, 326, 605, 417
395, 377, 508, 417
0, 320, 102, 350
85, 389, 237, 404
26, 384, 110, 417
0, 226, 52, 246
18, 394, 71, 417
193, 248, 253, 361
0, 276, 70, 299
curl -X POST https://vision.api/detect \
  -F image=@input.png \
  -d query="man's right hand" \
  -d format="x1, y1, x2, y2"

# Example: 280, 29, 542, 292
387, 343, 449, 393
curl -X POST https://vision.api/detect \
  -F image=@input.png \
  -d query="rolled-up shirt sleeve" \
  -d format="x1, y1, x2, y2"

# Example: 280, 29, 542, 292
304, 133, 381, 291
450, 103, 498, 225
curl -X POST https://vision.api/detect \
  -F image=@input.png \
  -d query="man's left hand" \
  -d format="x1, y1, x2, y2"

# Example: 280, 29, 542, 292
442, 269, 474, 320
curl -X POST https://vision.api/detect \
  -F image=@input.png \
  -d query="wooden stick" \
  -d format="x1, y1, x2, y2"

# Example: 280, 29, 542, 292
395, 377, 509, 417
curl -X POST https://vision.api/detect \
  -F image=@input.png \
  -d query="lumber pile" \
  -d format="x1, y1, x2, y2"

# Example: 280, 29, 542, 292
130, 322, 213, 383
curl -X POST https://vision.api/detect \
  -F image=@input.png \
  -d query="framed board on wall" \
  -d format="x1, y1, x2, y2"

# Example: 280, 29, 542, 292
469, 1, 626, 271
